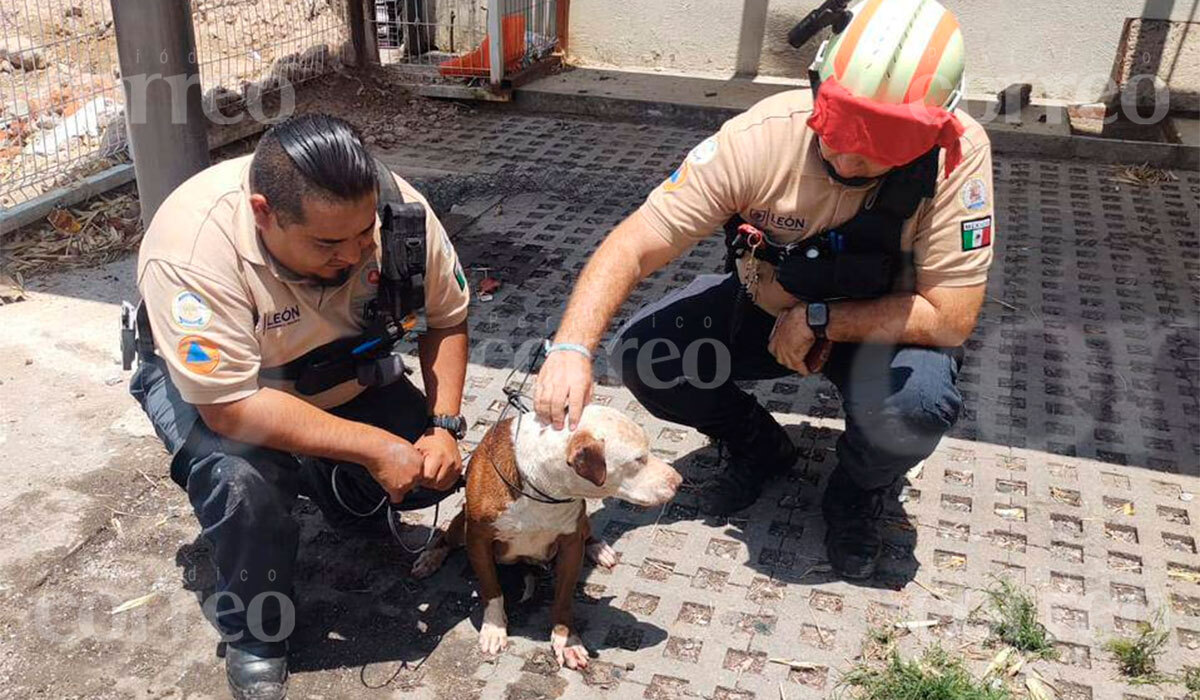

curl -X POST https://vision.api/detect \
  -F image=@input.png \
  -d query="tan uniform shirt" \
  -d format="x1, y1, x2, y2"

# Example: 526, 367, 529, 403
640, 90, 995, 316
137, 155, 470, 409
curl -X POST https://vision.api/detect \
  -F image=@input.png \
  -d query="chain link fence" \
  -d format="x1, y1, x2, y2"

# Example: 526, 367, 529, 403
1, 0, 124, 209
1, 0, 350, 211
194, 0, 349, 117
2, 0, 564, 215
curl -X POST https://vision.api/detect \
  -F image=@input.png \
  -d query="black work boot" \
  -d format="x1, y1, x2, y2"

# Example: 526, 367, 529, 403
821, 467, 887, 580
226, 641, 288, 700
699, 406, 798, 516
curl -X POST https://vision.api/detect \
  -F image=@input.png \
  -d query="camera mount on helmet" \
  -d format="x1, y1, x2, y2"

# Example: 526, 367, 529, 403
787, 0, 852, 49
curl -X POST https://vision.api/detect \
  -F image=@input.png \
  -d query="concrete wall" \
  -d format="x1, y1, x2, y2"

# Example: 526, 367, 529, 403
1115, 18, 1200, 112
567, 0, 1200, 106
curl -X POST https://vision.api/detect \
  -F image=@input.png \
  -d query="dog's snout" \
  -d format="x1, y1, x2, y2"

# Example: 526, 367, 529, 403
624, 458, 681, 506
660, 466, 683, 501
651, 457, 681, 480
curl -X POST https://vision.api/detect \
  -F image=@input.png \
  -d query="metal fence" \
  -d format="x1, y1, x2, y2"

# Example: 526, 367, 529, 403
194, 0, 349, 115
371, 0, 560, 84
1, 0, 126, 209
1, 0, 350, 210
1, 0, 563, 215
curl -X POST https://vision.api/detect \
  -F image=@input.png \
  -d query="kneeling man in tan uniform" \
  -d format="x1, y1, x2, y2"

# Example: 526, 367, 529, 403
535, 1, 993, 585
128, 114, 470, 699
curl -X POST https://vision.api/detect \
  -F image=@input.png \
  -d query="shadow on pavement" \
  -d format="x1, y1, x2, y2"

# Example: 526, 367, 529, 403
172, 504, 474, 675
172, 500, 668, 676
590, 422, 922, 595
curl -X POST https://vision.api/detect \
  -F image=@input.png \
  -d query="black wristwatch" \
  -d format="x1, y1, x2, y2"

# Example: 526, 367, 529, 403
429, 414, 467, 440
806, 302, 829, 339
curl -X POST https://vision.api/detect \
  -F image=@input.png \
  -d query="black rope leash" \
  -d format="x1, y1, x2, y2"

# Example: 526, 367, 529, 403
334, 336, 574, 552
355, 337, 576, 690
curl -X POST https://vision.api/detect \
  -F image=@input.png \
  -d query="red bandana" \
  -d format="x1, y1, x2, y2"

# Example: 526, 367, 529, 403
806, 76, 966, 179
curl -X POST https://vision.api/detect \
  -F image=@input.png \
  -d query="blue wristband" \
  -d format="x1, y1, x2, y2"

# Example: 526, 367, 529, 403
543, 339, 593, 360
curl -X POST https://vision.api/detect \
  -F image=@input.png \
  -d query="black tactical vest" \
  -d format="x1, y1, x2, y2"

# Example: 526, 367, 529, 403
725, 146, 940, 302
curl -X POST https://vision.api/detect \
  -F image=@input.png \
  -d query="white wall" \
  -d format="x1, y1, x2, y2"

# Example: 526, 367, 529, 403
567, 0, 1199, 103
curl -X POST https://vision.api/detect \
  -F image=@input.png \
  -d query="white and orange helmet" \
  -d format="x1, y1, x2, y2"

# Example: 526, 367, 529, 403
805, 0, 968, 175
812, 0, 966, 111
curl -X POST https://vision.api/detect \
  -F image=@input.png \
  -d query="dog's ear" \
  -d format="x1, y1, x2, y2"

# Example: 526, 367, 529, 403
567, 431, 606, 487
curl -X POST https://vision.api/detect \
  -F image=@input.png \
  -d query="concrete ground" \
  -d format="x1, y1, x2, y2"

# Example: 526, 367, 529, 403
0, 104, 1198, 700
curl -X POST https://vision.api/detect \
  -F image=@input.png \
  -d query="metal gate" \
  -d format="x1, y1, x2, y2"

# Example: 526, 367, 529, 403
370, 0, 565, 93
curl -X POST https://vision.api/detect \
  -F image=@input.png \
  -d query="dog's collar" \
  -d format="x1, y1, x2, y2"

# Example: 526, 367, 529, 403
487, 450, 578, 505
482, 338, 577, 505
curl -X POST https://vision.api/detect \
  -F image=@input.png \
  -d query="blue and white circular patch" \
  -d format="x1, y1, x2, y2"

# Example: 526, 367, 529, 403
172, 291, 212, 331
687, 136, 719, 166
960, 178, 989, 212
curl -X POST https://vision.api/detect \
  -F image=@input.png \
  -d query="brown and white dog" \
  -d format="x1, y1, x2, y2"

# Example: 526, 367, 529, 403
411, 404, 682, 669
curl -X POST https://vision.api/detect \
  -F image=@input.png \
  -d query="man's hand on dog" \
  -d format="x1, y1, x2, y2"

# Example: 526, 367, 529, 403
415, 428, 464, 491
534, 349, 594, 430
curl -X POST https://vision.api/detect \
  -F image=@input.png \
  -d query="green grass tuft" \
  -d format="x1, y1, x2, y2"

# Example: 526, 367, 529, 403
867, 624, 897, 648
1183, 665, 1199, 697
860, 624, 899, 663
1102, 615, 1171, 684
839, 645, 1012, 700
983, 578, 1057, 658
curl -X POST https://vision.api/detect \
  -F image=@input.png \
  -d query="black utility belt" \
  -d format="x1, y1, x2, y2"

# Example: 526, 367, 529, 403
259, 327, 411, 396
728, 226, 900, 302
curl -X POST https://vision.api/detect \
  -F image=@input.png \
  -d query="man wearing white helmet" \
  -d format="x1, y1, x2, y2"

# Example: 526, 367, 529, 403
534, 0, 994, 581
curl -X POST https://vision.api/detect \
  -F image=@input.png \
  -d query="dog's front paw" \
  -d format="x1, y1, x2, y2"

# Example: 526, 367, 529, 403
411, 546, 449, 579
551, 624, 589, 670
585, 538, 618, 570
479, 622, 508, 655
479, 597, 508, 655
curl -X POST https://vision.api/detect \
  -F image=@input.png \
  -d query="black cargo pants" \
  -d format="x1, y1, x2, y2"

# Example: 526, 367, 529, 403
130, 358, 433, 651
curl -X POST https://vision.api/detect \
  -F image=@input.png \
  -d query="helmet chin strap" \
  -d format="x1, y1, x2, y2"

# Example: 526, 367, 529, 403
815, 137, 882, 188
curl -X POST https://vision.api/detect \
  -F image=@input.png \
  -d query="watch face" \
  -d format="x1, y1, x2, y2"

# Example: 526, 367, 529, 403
434, 415, 466, 438
808, 303, 828, 326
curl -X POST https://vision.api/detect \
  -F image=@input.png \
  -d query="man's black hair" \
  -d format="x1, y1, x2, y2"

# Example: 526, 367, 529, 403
250, 113, 378, 226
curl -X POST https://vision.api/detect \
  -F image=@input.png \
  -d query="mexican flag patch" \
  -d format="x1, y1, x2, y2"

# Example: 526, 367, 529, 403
961, 216, 993, 251
454, 259, 467, 291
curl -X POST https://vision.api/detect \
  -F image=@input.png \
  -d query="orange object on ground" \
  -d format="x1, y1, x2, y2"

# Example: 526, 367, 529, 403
479, 277, 502, 295
439, 14, 526, 77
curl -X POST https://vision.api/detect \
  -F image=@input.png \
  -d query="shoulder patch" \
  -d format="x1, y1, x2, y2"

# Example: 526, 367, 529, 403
961, 216, 994, 251
687, 136, 719, 166
177, 335, 221, 375
454, 259, 467, 291
663, 162, 690, 193
172, 291, 213, 331
959, 177, 989, 212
